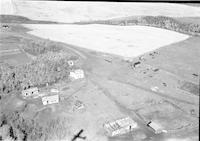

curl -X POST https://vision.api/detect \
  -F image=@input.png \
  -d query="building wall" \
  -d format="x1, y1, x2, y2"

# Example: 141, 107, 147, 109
42, 95, 59, 105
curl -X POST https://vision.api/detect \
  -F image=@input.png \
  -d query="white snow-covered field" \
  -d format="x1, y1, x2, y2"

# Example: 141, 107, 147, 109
1, 0, 200, 23
25, 24, 189, 58
0, 0, 15, 15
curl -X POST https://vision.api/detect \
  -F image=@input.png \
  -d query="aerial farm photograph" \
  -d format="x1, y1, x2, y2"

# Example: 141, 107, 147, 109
0, 0, 199, 141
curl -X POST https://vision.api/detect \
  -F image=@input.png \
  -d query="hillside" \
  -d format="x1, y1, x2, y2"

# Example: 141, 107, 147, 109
1, 0, 200, 23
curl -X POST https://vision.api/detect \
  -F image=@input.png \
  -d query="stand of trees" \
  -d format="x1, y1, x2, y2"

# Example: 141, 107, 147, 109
0, 111, 70, 141
0, 51, 77, 94
78, 16, 200, 36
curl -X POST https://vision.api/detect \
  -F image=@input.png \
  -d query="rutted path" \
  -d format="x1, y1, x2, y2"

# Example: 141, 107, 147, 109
88, 75, 155, 140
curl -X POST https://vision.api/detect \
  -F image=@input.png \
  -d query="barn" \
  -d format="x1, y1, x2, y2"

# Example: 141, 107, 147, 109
69, 69, 85, 80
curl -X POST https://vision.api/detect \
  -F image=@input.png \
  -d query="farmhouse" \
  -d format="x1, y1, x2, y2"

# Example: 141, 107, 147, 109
133, 61, 141, 68
147, 121, 167, 134
2, 25, 9, 28
69, 69, 85, 80
103, 117, 137, 136
151, 86, 159, 92
22, 87, 39, 98
42, 95, 59, 105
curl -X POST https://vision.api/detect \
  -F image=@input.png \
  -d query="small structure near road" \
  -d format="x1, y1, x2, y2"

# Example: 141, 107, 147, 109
103, 117, 137, 136
42, 95, 59, 105
67, 60, 74, 67
69, 69, 85, 80
73, 100, 85, 111
22, 87, 39, 98
147, 121, 167, 134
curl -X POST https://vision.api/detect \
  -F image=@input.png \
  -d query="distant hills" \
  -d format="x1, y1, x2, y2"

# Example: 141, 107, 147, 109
1, 0, 200, 23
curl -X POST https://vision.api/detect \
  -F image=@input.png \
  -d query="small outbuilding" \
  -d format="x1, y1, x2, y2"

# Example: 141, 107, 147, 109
67, 60, 74, 67
42, 95, 59, 105
22, 87, 39, 98
147, 121, 167, 134
50, 88, 59, 93
103, 117, 137, 136
151, 86, 159, 92
69, 69, 85, 80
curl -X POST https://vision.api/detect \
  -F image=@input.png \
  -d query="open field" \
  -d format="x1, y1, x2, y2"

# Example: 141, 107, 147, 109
1, 1, 200, 23
25, 24, 189, 58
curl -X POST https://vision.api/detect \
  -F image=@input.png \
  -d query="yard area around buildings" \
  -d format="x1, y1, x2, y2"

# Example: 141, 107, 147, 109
0, 12, 199, 141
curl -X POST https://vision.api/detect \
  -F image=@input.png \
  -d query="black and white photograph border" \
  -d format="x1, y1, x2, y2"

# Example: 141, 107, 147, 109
0, 0, 199, 141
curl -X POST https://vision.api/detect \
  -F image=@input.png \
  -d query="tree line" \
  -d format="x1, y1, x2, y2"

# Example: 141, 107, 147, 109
0, 38, 79, 95
0, 111, 70, 141
79, 16, 200, 36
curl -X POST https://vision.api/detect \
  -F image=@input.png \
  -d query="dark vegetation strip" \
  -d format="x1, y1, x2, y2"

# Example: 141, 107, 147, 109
0, 25, 80, 95
0, 37, 79, 94
74, 16, 200, 36
0, 15, 60, 24
0, 111, 70, 141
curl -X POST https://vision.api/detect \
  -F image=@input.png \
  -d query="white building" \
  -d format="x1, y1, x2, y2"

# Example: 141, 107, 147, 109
69, 69, 85, 80
42, 95, 59, 105
103, 117, 137, 136
50, 88, 59, 93
147, 121, 167, 134
22, 87, 39, 98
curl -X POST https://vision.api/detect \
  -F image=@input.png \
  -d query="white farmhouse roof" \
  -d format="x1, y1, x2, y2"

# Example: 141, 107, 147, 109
22, 87, 39, 97
69, 69, 84, 80
50, 88, 59, 93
